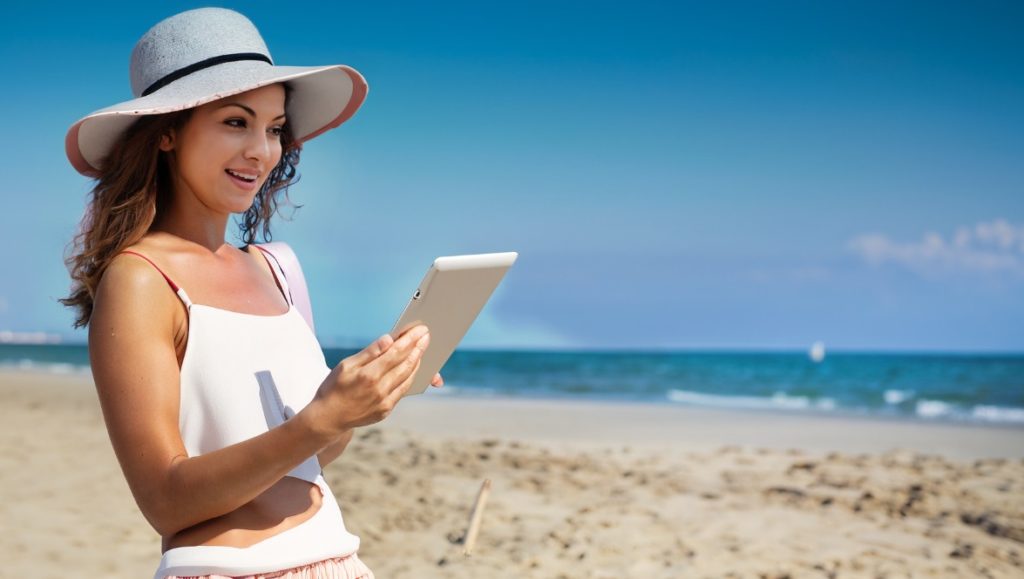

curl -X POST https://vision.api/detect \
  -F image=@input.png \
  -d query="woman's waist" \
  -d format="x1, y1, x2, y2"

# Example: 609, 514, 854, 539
157, 475, 360, 577
162, 475, 326, 551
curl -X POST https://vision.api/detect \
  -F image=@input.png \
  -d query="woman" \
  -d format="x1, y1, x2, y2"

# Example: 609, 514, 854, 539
61, 8, 441, 578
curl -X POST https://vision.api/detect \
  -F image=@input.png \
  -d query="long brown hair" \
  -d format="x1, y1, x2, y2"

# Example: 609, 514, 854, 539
61, 88, 302, 328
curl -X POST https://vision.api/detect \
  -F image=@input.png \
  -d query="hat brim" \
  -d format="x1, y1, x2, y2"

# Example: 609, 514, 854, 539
66, 61, 368, 177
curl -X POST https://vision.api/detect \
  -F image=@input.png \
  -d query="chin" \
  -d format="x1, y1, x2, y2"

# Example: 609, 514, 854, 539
233, 192, 263, 213
232, 201, 258, 214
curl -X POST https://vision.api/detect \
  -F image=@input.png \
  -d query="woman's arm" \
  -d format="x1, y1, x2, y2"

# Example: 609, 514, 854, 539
317, 428, 353, 468
90, 255, 341, 538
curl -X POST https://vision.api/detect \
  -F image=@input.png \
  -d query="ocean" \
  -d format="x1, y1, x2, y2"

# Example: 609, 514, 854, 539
3, 344, 1022, 426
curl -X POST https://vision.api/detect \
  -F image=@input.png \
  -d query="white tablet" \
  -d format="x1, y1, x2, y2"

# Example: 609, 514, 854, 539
390, 251, 518, 396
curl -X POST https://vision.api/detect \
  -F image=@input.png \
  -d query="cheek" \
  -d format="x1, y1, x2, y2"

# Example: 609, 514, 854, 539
178, 134, 232, 176
265, 142, 285, 175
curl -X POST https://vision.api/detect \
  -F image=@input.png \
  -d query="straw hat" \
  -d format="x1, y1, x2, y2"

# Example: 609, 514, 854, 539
65, 7, 368, 177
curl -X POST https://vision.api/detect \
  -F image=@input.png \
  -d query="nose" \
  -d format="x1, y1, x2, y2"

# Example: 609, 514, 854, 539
243, 128, 277, 165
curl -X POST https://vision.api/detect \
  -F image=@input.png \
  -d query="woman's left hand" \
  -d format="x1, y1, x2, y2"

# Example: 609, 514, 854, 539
430, 372, 444, 388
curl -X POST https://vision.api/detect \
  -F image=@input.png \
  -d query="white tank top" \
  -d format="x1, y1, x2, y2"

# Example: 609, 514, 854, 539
119, 246, 361, 578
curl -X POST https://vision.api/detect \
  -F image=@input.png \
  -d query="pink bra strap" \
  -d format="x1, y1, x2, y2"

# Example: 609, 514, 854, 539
117, 250, 194, 308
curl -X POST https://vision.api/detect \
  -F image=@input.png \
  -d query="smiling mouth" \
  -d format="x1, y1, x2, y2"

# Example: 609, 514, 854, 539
225, 169, 258, 183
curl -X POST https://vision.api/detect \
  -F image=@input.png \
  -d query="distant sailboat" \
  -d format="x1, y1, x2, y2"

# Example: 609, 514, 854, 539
809, 341, 826, 363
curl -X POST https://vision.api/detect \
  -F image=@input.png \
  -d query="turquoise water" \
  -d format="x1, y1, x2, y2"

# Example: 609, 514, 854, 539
3, 344, 1022, 425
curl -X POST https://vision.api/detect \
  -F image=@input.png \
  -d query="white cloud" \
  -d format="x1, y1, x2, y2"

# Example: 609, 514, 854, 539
848, 219, 1024, 275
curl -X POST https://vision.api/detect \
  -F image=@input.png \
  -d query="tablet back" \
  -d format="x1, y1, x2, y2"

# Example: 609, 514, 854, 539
392, 252, 518, 396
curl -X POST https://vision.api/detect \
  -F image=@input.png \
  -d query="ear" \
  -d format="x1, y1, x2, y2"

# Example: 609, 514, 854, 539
159, 130, 176, 152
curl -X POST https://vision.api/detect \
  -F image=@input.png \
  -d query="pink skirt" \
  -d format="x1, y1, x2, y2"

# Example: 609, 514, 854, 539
164, 552, 374, 579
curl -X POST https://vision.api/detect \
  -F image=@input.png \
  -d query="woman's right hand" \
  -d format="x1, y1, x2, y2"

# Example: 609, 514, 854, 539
309, 324, 430, 436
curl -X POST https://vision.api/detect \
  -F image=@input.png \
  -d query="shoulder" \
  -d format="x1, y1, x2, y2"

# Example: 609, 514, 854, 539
91, 247, 184, 339
99, 250, 174, 304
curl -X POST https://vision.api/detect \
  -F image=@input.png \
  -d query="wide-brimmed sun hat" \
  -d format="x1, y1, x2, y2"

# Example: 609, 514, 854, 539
65, 7, 368, 177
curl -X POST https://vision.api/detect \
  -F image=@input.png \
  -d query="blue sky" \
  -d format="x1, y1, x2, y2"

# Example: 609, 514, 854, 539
2, 1, 1022, 351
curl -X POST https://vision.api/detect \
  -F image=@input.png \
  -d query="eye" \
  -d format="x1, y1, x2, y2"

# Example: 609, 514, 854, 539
225, 118, 246, 128
269, 126, 284, 138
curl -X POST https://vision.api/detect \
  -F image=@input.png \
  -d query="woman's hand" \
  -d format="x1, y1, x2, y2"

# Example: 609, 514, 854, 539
314, 344, 442, 468
307, 324, 431, 438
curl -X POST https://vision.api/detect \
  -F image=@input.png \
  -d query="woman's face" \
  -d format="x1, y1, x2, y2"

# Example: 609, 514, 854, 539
160, 83, 286, 215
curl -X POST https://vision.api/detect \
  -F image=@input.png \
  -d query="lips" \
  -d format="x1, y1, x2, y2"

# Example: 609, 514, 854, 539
226, 168, 258, 182
225, 168, 259, 191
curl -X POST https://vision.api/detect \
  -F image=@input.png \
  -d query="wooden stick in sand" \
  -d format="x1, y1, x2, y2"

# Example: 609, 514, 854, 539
463, 478, 492, 556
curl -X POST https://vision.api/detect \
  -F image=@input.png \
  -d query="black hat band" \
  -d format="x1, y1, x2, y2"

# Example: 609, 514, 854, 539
142, 52, 273, 97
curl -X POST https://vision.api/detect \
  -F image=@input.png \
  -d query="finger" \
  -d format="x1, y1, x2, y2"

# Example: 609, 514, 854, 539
376, 325, 429, 370
397, 324, 429, 349
344, 333, 394, 368
382, 355, 424, 408
431, 373, 443, 387
380, 336, 427, 395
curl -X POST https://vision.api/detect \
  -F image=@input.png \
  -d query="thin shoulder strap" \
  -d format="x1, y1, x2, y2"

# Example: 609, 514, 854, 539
254, 242, 315, 334
252, 245, 294, 305
117, 250, 194, 308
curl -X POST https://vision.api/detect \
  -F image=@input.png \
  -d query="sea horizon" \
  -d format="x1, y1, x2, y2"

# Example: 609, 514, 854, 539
3, 343, 1022, 428
4, 338, 1024, 357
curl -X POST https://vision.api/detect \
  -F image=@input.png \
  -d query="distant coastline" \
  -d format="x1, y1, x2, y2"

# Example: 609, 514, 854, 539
0, 331, 63, 345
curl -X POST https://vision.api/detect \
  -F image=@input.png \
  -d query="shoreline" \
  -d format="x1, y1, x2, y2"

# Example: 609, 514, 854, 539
391, 391, 1024, 461
429, 387, 1024, 430
3, 367, 1022, 460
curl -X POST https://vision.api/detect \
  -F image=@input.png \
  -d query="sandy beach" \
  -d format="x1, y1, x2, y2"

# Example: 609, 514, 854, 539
2, 369, 1022, 578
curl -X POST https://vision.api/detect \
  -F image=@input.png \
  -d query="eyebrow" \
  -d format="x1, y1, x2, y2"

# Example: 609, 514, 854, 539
217, 102, 286, 121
